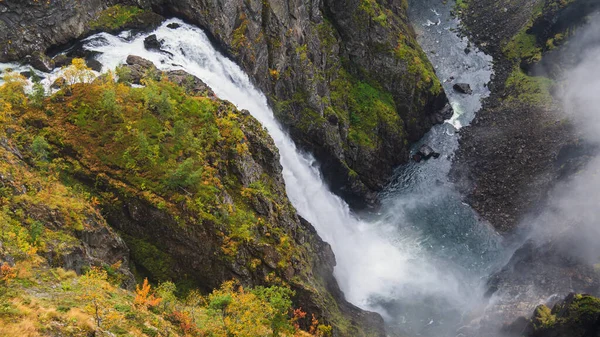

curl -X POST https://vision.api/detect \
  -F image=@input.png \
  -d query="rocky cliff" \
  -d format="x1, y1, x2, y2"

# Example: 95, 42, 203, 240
0, 58, 384, 335
0, 0, 449, 208
450, 1, 600, 336
451, 0, 600, 232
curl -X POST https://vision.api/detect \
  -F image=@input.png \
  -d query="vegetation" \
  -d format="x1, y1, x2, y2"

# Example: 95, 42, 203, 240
0, 61, 336, 336
330, 70, 404, 148
504, 66, 554, 106
531, 295, 600, 335
394, 33, 442, 96
0, 262, 328, 336
90, 5, 146, 31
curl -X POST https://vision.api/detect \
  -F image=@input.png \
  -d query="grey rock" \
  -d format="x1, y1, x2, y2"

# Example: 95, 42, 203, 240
143, 34, 162, 50
453, 82, 473, 94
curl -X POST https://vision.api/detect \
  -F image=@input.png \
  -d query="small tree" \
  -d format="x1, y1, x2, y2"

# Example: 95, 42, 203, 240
134, 278, 162, 309
28, 71, 46, 108
31, 135, 50, 161
63, 58, 95, 86
79, 267, 111, 327
0, 263, 17, 284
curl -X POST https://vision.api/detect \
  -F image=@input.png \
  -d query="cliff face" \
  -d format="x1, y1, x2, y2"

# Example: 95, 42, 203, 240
451, 0, 600, 233
0, 58, 384, 335
0, 0, 449, 208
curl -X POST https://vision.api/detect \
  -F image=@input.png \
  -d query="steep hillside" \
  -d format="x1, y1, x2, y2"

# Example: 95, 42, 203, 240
0, 0, 450, 208
0, 59, 384, 336
451, 0, 600, 232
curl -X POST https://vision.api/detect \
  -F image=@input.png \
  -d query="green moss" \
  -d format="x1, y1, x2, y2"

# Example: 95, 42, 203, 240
122, 234, 174, 282
394, 34, 442, 96
533, 305, 556, 329
330, 70, 403, 149
455, 0, 469, 11
503, 28, 542, 63
504, 66, 554, 106
90, 5, 145, 31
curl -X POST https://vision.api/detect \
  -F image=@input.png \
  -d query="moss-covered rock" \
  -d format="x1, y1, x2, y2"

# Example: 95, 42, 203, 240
0, 0, 449, 209
525, 293, 600, 337
0, 60, 384, 336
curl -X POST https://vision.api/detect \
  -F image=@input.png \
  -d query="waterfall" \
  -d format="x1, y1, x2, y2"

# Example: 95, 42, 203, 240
0, 11, 499, 335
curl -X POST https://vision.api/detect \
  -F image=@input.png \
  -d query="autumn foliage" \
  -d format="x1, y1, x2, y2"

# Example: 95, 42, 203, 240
0, 263, 16, 284
135, 278, 162, 308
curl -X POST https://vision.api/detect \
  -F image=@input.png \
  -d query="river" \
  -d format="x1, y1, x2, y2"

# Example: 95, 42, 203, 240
0, 2, 511, 336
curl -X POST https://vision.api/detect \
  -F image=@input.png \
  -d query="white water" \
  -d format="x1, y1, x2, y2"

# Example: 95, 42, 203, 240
77, 19, 477, 320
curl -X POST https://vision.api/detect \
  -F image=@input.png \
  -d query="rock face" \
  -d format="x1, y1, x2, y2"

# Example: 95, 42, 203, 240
0, 137, 135, 288
153, 0, 450, 208
0, 0, 450, 209
451, 0, 600, 232
32, 59, 385, 336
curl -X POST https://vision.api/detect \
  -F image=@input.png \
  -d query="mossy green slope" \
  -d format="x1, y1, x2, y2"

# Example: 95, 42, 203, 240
0, 61, 383, 336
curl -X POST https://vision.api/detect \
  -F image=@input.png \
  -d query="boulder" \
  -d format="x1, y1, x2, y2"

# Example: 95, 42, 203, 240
453, 83, 473, 94
124, 55, 158, 84
27, 52, 54, 72
86, 59, 103, 72
53, 54, 73, 68
144, 34, 162, 50
167, 22, 181, 29
19, 71, 33, 79
166, 69, 215, 96
126, 55, 154, 69
413, 144, 440, 162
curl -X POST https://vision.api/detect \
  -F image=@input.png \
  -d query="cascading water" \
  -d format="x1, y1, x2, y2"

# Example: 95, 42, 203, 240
77, 12, 505, 336
0, 2, 510, 335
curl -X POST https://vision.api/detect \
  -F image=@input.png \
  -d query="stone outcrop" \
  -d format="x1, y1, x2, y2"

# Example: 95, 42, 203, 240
0, 137, 135, 287
451, 0, 600, 232
0, 0, 450, 209
36, 59, 385, 336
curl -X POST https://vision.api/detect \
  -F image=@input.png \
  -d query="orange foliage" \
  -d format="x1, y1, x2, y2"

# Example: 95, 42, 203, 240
134, 278, 162, 308
0, 263, 17, 284
170, 310, 197, 335
292, 308, 307, 330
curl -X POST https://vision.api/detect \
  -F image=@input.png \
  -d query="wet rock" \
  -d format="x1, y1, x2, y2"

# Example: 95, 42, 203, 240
144, 34, 162, 50
86, 58, 103, 72
413, 144, 440, 162
453, 83, 473, 94
27, 52, 55, 72
19, 71, 33, 79
53, 54, 73, 68
430, 103, 454, 124
167, 22, 181, 29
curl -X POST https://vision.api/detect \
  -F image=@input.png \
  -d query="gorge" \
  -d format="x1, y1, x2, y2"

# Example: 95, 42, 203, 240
1, 0, 600, 337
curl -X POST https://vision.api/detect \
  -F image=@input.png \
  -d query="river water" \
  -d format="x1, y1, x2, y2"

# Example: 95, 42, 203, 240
0, 2, 510, 336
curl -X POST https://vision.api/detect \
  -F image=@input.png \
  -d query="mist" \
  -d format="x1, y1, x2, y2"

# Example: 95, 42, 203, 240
472, 11, 600, 337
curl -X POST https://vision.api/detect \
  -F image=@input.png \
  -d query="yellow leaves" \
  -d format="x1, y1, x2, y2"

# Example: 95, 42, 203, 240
0, 71, 27, 108
134, 278, 162, 309
63, 58, 95, 85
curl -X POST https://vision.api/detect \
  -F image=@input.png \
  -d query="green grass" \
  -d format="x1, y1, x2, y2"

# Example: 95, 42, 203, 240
90, 5, 145, 31
505, 66, 554, 106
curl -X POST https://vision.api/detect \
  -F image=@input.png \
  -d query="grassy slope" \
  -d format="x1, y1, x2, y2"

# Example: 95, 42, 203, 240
0, 63, 334, 336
